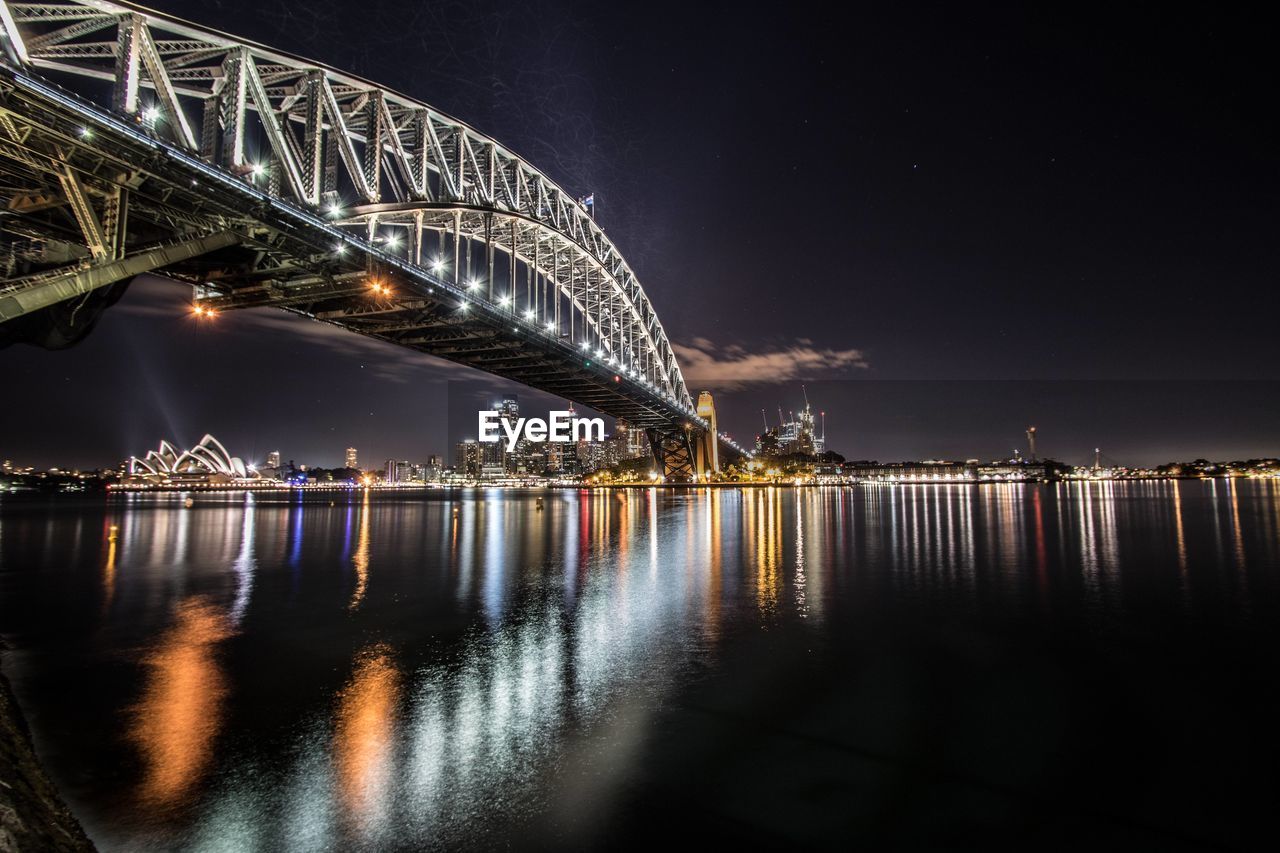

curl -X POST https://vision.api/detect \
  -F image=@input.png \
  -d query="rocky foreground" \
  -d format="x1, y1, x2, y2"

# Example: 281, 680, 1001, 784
0, 660, 95, 852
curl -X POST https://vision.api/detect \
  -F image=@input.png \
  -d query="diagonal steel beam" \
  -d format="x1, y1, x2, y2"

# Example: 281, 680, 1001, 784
0, 230, 240, 322
134, 16, 197, 149
241, 53, 305, 200
56, 164, 107, 259
0, 1, 28, 64
318, 77, 375, 202
24, 14, 112, 52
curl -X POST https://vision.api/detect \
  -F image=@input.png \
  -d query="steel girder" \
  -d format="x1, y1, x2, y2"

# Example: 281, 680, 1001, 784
0, 0, 693, 414
340, 204, 669, 390
645, 425, 702, 483
0, 229, 238, 320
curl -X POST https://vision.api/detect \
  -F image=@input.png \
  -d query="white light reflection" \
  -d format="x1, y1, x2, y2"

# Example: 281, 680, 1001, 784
230, 493, 255, 624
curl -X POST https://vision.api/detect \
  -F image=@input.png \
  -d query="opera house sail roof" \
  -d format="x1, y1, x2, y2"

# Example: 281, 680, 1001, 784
127, 434, 257, 483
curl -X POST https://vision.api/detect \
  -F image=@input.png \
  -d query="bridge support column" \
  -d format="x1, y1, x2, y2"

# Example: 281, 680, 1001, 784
646, 425, 703, 483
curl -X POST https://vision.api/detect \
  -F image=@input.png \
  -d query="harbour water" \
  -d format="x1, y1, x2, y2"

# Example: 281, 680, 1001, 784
1, 482, 1278, 850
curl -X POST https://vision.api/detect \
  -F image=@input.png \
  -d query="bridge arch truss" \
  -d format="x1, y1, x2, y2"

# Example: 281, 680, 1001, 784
0, 0, 694, 412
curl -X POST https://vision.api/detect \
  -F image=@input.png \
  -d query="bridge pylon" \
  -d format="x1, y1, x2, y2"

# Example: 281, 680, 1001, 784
694, 391, 719, 478
646, 424, 701, 483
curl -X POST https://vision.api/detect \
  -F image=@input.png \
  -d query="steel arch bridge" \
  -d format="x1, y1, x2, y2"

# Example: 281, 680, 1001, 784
0, 0, 748, 478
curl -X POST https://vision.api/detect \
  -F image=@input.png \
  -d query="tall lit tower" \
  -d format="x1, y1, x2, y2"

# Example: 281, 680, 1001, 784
1026, 427, 1037, 461
345, 447, 358, 469
696, 391, 719, 477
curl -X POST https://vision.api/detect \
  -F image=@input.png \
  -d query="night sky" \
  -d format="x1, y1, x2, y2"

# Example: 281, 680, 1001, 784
3, 0, 1276, 468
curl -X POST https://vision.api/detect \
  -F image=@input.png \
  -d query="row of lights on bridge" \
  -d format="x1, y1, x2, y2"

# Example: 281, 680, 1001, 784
155, 130, 726, 436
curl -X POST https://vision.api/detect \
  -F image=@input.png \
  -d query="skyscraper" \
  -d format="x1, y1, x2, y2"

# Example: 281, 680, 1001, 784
425, 455, 443, 481
455, 440, 482, 478
345, 447, 358, 469
266, 450, 281, 469
495, 395, 523, 474
613, 419, 646, 462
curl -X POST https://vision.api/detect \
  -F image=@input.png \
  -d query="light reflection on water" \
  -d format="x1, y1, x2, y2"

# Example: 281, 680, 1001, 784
1, 482, 1279, 850
128, 597, 234, 814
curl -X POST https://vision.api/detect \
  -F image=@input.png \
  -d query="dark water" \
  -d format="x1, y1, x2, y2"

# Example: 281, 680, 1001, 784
2, 482, 1279, 851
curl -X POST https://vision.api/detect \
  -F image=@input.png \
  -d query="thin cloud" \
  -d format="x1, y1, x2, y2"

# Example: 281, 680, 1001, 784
672, 336, 869, 390
117, 281, 476, 384
221, 310, 476, 384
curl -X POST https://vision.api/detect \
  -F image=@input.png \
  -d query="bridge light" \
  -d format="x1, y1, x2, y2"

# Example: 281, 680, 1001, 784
142, 106, 161, 124
78, 127, 92, 139
523, 310, 534, 320
431, 258, 447, 274
499, 296, 511, 306
334, 243, 347, 255
250, 162, 266, 179
325, 201, 343, 217
467, 278, 480, 290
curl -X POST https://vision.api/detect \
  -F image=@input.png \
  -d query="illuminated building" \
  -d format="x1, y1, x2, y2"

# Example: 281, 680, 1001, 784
977, 461, 1049, 482
455, 440, 482, 479
125, 435, 260, 485
758, 389, 825, 457
545, 441, 564, 473
577, 439, 606, 473
384, 459, 412, 483
846, 461, 975, 483
266, 450, 281, 469
345, 447, 359, 469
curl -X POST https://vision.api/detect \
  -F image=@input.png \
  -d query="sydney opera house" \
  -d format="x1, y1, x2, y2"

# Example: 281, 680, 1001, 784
124, 434, 261, 486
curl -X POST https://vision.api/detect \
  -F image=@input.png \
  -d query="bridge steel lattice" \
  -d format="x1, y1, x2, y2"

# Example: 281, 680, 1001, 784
0, 0, 750, 477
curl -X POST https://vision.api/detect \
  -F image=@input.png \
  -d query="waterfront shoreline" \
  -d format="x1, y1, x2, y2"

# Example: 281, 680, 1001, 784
94, 474, 1277, 495
0, 650, 95, 852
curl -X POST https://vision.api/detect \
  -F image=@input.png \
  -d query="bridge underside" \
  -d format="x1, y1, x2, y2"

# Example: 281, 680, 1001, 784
646, 425, 697, 482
